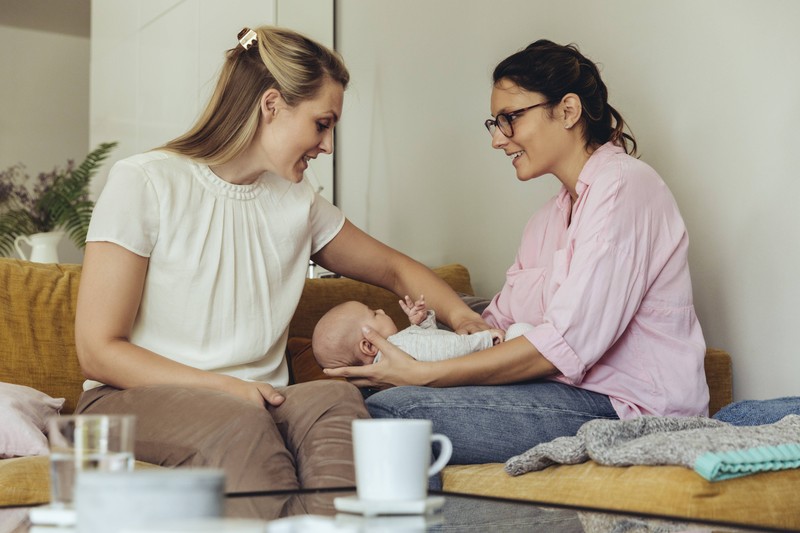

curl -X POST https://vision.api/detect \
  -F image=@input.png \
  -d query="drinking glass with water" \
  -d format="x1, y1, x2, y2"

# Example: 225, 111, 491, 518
47, 414, 135, 508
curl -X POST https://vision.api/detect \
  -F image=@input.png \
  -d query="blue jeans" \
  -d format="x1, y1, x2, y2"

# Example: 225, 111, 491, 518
366, 381, 618, 464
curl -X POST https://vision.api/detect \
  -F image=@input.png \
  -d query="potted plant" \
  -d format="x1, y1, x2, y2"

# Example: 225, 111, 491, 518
0, 142, 117, 259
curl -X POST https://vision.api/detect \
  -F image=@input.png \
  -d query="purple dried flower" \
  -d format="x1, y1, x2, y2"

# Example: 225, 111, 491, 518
0, 164, 28, 211
0, 163, 58, 231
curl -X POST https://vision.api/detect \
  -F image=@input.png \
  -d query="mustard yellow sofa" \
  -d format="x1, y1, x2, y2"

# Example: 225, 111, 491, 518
1, 257, 798, 530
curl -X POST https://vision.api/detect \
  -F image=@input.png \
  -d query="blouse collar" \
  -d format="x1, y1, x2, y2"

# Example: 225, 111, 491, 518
195, 163, 266, 200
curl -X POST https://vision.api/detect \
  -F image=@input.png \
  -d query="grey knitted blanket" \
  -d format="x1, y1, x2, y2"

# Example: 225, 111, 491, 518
505, 414, 800, 481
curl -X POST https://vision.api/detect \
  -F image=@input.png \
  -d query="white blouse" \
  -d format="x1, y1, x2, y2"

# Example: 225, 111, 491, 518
85, 151, 344, 389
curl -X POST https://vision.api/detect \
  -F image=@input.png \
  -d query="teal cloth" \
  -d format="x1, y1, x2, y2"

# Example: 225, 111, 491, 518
694, 443, 800, 481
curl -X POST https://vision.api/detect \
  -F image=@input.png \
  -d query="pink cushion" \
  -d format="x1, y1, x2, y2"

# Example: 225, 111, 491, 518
0, 382, 64, 458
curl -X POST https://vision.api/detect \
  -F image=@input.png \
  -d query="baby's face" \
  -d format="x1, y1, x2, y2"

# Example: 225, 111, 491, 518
353, 302, 399, 338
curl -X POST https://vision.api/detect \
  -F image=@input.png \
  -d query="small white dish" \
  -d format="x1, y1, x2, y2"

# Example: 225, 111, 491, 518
333, 495, 445, 516
28, 505, 77, 526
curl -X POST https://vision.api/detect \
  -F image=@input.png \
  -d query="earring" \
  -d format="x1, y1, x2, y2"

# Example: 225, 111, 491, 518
565, 123, 573, 129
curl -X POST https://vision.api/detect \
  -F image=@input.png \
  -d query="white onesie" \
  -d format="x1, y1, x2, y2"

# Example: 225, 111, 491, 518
376, 311, 534, 363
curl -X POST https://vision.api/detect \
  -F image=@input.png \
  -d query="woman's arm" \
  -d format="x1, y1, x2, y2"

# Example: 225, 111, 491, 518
75, 242, 284, 407
324, 327, 558, 388
312, 220, 488, 333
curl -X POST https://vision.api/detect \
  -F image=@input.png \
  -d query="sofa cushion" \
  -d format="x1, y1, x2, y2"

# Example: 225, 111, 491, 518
442, 461, 800, 530
0, 455, 163, 506
0, 383, 64, 458
286, 337, 331, 384
0, 259, 84, 414
0, 456, 51, 506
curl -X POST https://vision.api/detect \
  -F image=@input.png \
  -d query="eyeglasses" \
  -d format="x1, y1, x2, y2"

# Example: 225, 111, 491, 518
484, 102, 551, 137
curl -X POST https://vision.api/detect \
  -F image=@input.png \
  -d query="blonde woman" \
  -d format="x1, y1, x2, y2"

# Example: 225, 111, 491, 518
74, 26, 488, 492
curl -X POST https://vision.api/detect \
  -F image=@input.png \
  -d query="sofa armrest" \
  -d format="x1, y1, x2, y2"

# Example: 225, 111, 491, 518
705, 348, 732, 416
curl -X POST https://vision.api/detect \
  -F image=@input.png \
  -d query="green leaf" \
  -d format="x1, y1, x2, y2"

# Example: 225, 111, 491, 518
2, 142, 118, 255
42, 142, 118, 249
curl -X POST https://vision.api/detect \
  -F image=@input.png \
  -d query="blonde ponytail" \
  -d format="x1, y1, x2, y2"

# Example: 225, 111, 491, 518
160, 26, 349, 166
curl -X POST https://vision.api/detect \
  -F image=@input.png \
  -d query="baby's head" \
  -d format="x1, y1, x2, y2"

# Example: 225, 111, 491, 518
312, 301, 399, 369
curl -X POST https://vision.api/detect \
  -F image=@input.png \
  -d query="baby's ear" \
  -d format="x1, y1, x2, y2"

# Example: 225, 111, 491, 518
359, 338, 378, 356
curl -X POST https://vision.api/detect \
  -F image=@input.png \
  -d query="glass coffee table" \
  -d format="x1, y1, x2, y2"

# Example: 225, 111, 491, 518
1, 486, 787, 532
223, 487, 783, 532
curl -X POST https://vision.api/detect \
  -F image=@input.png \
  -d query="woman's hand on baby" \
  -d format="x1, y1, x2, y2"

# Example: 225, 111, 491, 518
452, 314, 492, 335
399, 294, 427, 325
324, 326, 421, 388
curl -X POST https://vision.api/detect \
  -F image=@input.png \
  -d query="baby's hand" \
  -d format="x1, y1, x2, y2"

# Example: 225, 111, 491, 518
490, 328, 505, 345
400, 294, 427, 325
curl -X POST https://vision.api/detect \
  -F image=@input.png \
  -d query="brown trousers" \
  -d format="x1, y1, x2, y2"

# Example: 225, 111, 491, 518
75, 380, 369, 494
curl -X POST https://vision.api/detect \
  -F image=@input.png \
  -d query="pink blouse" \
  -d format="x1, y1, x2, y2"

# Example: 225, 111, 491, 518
483, 143, 708, 418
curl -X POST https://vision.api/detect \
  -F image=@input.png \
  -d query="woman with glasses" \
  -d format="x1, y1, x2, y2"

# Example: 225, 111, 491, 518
327, 40, 708, 465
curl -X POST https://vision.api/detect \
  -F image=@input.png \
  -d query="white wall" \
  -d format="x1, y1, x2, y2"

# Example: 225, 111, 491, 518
89, 0, 335, 201
335, 0, 800, 401
0, 25, 89, 263
89, 0, 277, 198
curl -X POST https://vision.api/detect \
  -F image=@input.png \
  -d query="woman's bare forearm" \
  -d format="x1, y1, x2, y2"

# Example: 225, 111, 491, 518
77, 335, 236, 392
387, 258, 484, 331
313, 221, 486, 331
415, 336, 559, 387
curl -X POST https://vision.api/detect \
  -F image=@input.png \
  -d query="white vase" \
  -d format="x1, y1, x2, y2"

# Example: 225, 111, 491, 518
14, 231, 64, 263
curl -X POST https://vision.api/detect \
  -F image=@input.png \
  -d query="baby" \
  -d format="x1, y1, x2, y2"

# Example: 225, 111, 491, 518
311, 295, 533, 369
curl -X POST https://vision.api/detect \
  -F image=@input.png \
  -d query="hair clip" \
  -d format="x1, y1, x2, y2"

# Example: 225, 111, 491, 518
238, 28, 258, 51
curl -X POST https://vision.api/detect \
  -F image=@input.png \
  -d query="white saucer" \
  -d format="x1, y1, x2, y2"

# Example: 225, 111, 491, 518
333, 495, 445, 516
28, 505, 76, 527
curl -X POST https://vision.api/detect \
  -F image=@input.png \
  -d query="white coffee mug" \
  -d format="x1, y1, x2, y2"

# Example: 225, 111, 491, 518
352, 419, 452, 502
